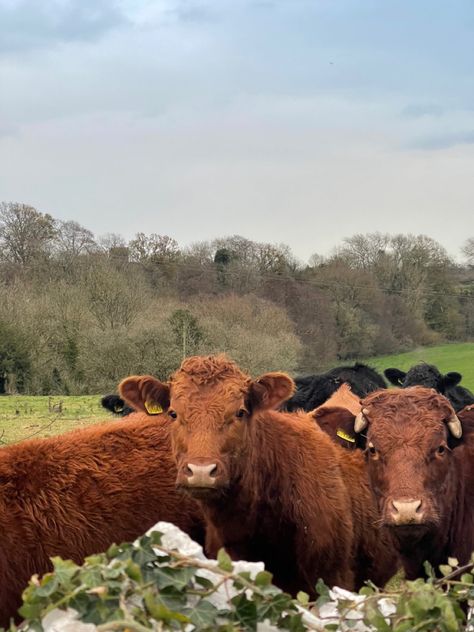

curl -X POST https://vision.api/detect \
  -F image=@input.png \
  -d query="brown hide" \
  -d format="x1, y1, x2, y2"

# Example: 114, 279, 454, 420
357, 386, 474, 578
0, 414, 204, 627
312, 383, 364, 449
316, 382, 362, 416
120, 355, 399, 595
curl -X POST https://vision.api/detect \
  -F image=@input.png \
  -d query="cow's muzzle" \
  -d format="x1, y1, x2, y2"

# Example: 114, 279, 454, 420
176, 458, 227, 496
387, 498, 424, 526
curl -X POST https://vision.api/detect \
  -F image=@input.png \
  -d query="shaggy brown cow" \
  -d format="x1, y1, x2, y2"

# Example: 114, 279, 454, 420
120, 355, 398, 596
0, 414, 204, 627
353, 386, 474, 579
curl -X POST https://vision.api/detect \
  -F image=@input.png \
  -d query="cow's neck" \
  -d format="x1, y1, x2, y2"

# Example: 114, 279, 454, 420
198, 413, 311, 589
448, 443, 474, 565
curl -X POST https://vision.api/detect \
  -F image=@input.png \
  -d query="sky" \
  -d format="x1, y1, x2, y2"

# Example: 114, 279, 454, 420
0, 0, 473, 263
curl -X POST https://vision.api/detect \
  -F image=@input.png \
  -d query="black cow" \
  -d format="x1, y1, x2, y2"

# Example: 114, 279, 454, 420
284, 363, 386, 412
384, 363, 474, 413
101, 394, 135, 417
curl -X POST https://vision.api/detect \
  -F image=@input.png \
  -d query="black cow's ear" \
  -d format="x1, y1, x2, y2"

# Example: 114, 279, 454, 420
444, 372, 462, 388
384, 368, 406, 386
119, 375, 170, 415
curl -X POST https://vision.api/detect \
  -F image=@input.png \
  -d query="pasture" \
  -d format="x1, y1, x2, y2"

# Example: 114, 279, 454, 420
1, 342, 472, 444
0, 395, 108, 444
365, 342, 474, 390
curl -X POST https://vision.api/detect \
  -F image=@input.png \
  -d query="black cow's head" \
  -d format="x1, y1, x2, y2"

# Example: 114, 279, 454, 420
384, 364, 462, 393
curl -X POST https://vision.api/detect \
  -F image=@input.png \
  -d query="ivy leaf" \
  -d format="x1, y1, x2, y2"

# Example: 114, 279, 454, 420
217, 548, 234, 572
231, 593, 258, 630
184, 600, 219, 626
255, 571, 273, 588
153, 566, 196, 590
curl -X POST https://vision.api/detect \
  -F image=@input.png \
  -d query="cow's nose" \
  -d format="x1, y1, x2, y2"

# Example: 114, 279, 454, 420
390, 499, 423, 524
185, 463, 218, 487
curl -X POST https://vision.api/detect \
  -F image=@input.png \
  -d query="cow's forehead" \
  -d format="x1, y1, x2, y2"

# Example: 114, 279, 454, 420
361, 386, 452, 447
367, 416, 447, 449
168, 356, 251, 410
171, 376, 248, 406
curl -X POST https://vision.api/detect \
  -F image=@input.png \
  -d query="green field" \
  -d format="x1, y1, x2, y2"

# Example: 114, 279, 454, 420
0, 395, 111, 444
365, 342, 474, 390
0, 343, 473, 444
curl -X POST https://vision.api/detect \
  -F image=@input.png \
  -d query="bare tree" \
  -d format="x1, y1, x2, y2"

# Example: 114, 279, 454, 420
462, 238, 474, 266
0, 202, 56, 265
97, 232, 127, 253
55, 220, 97, 259
129, 233, 180, 264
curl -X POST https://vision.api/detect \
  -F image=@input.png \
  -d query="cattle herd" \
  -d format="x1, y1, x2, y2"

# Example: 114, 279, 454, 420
0, 357, 474, 625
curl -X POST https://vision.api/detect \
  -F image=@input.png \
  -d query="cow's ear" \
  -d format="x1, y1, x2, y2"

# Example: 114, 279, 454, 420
248, 372, 295, 411
312, 406, 359, 448
384, 368, 406, 386
443, 372, 462, 388
119, 375, 170, 415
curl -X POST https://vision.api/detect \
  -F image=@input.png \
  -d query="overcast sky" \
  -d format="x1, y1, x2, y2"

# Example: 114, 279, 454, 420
1, 0, 473, 262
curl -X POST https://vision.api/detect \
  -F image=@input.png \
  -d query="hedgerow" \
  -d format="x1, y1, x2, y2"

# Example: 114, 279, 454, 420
7, 528, 474, 631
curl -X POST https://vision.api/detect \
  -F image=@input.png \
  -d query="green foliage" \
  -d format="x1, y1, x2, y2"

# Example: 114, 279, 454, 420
13, 531, 305, 631
0, 319, 31, 393
11, 532, 474, 631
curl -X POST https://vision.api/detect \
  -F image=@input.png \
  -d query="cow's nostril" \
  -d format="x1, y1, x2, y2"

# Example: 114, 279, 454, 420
209, 464, 218, 477
390, 499, 424, 524
185, 465, 194, 477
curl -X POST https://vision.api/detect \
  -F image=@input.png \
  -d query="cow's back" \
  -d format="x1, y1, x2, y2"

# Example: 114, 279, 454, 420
0, 415, 204, 626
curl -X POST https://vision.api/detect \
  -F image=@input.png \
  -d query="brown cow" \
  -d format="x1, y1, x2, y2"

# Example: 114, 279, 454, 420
0, 414, 204, 627
353, 386, 474, 579
120, 355, 398, 596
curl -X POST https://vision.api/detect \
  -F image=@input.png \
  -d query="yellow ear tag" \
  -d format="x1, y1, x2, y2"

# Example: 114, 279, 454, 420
336, 429, 356, 443
144, 401, 163, 415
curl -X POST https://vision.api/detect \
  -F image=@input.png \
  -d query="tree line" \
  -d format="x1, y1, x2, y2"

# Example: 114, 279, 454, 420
0, 201, 473, 395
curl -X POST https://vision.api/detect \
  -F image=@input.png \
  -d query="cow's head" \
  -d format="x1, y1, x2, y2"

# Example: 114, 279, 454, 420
353, 386, 462, 544
384, 364, 462, 393
119, 355, 294, 499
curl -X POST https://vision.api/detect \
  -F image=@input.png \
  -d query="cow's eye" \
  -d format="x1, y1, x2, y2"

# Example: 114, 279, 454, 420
168, 410, 178, 420
236, 408, 247, 419
437, 445, 446, 456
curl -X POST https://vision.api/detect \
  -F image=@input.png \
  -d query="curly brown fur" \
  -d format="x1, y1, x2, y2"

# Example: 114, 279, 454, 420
120, 355, 399, 595
0, 414, 204, 626
359, 386, 474, 578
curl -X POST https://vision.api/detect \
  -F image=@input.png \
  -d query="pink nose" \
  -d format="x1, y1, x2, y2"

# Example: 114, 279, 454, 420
390, 499, 423, 525
185, 462, 218, 488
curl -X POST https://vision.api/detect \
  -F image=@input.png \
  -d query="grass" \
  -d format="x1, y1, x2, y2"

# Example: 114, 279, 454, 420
1, 342, 473, 444
0, 395, 112, 444
365, 342, 474, 390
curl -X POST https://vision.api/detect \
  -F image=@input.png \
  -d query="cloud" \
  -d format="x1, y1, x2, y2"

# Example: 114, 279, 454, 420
0, 0, 127, 54
409, 130, 474, 150
401, 104, 446, 119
